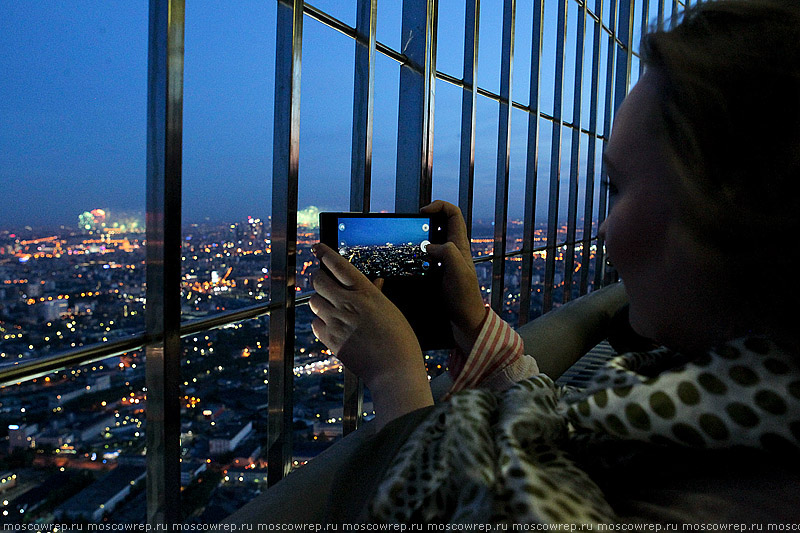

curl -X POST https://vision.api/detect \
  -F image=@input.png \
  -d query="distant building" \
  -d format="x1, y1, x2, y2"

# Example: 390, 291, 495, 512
54, 465, 145, 522
33, 428, 74, 448
8, 424, 37, 450
208, 421, 253, 455
41, 299, 69, 321
26, 282, 42, 297
74, 413, 117, 442
11, 471, 78, 517
180, 459, 208, 486
225, 466, 268, 484
201, 405, 226, 421
88, 373, 112, 391
313, 420, 341, 440
50, 384, 91, 408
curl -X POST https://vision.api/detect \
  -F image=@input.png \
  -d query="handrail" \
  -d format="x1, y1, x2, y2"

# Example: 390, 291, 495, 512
0, 333, 148, 386
0, 293, 313, 387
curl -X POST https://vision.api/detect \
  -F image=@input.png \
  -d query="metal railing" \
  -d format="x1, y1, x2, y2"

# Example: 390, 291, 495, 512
0, 0, 685, 524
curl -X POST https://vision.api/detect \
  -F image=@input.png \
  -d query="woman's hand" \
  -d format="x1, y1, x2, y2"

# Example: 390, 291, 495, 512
420, 201, 488, 354
310, 243, 433, 428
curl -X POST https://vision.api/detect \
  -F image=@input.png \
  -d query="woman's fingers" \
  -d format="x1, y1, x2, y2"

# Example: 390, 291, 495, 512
420, 200, 472, 263
309, 293, 335, 320
311, 316, 327, 344
425, 241, 463, 273
311, 268, 342, 301
312, 243, 369, 289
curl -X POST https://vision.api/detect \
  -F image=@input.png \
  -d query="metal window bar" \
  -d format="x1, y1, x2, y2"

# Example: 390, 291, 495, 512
1, 0, 656, 517
268, 0, 303, 486
580, 0, 606, 295
144, 0, 184, 525
543, 0, 570, 313
594, 0, 620, 288
287, 1, 638, 82
640, 0, 650, 75
343, 0, 378, 437
458, 0, 480, 239
490, 0, 516, 313
616, 0, 635, 106
396, 0, 438, 213
518, 0, 545, 326
563, 0, 589, 304
303, 1, 639, 148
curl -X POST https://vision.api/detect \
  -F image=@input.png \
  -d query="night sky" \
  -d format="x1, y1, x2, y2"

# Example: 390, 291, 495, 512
337, 216, 431, 247
0, 0, 657, 230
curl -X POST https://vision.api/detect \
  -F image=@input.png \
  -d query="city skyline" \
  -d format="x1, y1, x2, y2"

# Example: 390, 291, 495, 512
0, 206, 572, 234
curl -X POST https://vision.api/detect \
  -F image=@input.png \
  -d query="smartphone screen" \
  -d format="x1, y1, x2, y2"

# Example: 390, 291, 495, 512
320, 213, 446, 279
318, 212, 452, 348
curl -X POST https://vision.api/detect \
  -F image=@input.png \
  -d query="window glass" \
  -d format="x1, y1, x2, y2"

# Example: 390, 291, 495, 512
371, 54, 401, 213
471, 98, 499, 258
431, 81, 463, 208
180, 318, 269, 520
376, 0, 402, 53
476, 0, 504, 96
0, 356, 147, 523
0, 2, 147, 360
436, 0, 467, 79
513, 0, 534, 109
310, 0, 355, 27
506, 108, 529, 254
182, 1, 274, 321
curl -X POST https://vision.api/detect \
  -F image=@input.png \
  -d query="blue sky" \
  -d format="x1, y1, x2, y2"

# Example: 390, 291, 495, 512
337, 216, 430, 247
0, 0, 662, 230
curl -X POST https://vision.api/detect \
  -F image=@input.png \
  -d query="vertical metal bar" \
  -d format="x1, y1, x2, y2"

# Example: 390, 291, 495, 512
639, 0, 650, 76
490, 0, 515, 313
563, 0, 587, 303
542, 0, 568, 313
458, 0, 480, 239
518, 0, 544, 325
593, 0, 619, 289
396, 0, 437, 212
268, 0, 302, 487
657, 0, 665, 29
343, 0, 377, 437
672, 0, 678, 22
580, 0, 604, 295
615, 0, 634, 113
144, 0, 183, 525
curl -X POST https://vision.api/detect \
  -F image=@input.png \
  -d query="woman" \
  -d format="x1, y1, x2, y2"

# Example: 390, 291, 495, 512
231, 0, 800, 524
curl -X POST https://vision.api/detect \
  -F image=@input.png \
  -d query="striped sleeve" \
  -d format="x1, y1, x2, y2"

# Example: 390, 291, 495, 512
447, 309, 539, 396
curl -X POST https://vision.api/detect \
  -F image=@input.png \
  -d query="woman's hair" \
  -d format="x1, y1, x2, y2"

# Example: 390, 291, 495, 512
640, 0, 800, 331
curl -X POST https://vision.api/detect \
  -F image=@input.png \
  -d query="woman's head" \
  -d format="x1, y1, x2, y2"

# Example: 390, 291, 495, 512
600, 0, 800, 351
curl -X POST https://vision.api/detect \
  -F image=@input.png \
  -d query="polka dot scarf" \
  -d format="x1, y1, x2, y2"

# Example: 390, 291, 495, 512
368, 337, 800, 524
568, 336, 800, 452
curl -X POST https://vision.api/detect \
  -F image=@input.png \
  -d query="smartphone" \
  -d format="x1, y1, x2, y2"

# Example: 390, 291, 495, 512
319, 212, 448, 279
318, 212, 453, 350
